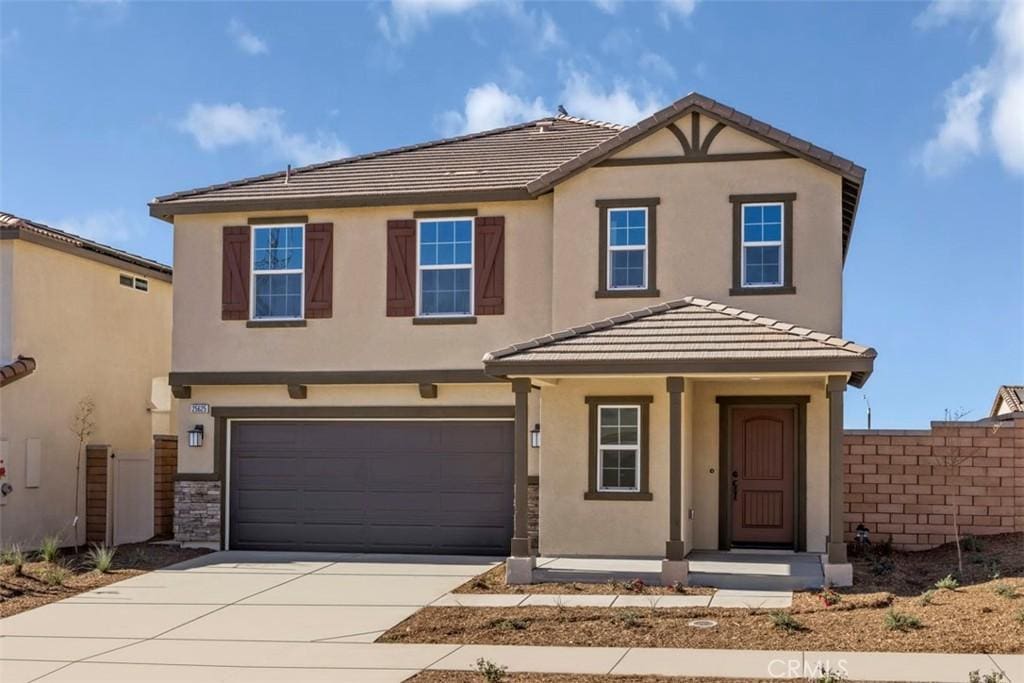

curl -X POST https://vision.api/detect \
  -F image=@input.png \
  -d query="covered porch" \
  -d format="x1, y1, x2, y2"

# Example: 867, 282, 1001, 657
483, 297, 876, 587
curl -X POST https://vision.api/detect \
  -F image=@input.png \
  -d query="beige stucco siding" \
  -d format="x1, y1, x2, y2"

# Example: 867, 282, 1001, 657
171, 198, 554, 373
608, 115, 779, 159
552, 120, 844, 335
537, 375, 831, 557
0, 239, 172, 548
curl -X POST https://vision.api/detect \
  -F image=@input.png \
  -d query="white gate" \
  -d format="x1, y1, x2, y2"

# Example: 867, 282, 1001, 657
111, 450, 154, 546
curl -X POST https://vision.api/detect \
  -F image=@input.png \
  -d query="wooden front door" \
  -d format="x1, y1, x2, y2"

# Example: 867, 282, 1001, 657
729, 406, 796, 547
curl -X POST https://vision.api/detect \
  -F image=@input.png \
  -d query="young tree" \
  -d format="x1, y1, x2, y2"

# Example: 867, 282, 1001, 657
69, 397, 96, 551
933, 409, 1000, 578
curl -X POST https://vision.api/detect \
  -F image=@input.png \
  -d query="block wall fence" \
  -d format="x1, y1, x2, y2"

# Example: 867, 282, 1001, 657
843, 417, 1024, 550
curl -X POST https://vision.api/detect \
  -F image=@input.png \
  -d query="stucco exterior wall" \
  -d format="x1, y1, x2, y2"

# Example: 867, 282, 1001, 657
171, 198, 555, 374
537, 375, 832, 557
0, 239, 172, 548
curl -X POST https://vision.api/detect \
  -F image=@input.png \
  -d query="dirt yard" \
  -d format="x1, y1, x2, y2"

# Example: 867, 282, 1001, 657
454, 564, 713, 596
409, 673, 881, 683
382, 533, 1024, 654
0, 542, 210, 618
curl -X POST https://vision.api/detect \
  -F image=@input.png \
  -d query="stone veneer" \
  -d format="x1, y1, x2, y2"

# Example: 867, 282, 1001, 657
174, 480, 221, 544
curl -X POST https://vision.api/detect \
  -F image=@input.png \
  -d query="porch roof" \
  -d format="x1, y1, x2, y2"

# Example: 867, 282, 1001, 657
483, 297, 876, 387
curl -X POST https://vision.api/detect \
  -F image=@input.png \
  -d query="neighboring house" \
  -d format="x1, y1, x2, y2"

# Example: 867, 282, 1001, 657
990, 385, 1024, 417
0, 213, 173, 549
150, 92, 874, 585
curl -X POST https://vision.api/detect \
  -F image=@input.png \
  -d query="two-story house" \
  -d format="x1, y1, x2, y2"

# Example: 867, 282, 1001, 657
151, 92, 874, 586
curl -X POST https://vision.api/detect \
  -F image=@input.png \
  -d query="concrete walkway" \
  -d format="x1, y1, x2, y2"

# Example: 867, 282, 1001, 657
0, 551, 1019, 682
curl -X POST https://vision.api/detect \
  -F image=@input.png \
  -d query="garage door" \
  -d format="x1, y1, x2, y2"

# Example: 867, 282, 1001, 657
228, 420, 514, 554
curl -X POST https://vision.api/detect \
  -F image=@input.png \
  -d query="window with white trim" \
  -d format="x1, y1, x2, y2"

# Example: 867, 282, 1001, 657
119, 274, 149, 292
607, 208, 648, 290
418, 218, 473, 316
597, 405, 641, 492
741, 203, 784, 287
252, 225, 304, 319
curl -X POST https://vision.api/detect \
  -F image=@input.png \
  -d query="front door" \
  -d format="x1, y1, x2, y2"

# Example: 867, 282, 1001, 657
729, 406, 796, 547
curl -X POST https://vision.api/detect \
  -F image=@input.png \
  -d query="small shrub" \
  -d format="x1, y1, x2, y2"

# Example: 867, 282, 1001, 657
671, 580, 687, 594
875, 536, 894, 556
918, 589, 936, 606
871, 557, 895, 576
606, 578, 624, 592
1, 544, 26, 576
474, 658, 507, 683
626, 577, 646, 593
769, 611, 806, 632
86, 544, 116, 574
39, 562, 72, 587
993, 584, 1018, 600
884, 608, 922, 632
988, 562, 1003, 580
820, 588, 842, 607
812, 668, 848, 683
614, 610, 643, 628
37, 534, 62, 564
968, 671, 1007, 683
935, 574, 960, 591
962, 535, 984, 552
1015, 608, 1024, 625
487, 617, 528, 631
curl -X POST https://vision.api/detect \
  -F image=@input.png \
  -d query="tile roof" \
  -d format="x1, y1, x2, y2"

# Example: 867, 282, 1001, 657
149, 116, 626, 218
0, 212, 172, 278
483, 297, 876, 387
148, 92, 865, 255
991, 385, 1024, 416
0, 356, 36, 388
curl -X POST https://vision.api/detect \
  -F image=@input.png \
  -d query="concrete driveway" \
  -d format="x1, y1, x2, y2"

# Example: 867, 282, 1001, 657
0, 551, 499, 682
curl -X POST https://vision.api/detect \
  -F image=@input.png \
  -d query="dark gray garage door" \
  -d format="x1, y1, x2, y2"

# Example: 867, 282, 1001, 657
229, 420, 514, 554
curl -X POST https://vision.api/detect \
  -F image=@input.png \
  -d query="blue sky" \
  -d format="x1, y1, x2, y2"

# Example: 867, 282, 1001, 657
1, 0, 1021, 427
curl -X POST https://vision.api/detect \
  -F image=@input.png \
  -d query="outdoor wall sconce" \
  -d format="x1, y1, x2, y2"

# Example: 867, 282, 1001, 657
187, 425, 205, 448
530, 423, 541, 449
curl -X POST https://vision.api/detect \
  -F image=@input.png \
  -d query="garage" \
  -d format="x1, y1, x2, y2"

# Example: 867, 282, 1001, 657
228, 419, 514, 554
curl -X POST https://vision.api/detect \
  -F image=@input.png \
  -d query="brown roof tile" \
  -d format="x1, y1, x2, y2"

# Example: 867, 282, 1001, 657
484, 298, 876, 387
0, 356, 36, 388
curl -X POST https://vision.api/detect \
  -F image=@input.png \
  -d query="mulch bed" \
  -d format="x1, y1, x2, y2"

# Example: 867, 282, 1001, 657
410, 673, 880, 683
0, 542, 211, 618
453, 564, 714, 596
382, 533, 1024, 654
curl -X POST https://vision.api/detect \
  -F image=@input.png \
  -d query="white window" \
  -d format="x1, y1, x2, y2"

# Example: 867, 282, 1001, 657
119, 274, 149, 292
741, 203, 784, 287
607, 208, 648, 290
417, 218, 473, 316
251, 225, 304, 319
597, 405, 641, 492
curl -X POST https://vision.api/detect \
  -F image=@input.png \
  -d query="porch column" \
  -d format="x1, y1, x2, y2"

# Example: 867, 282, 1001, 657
826, 375, 847, 564
510, 377, 532, 558
661, 377, 688, 586
665, 377, 685, 560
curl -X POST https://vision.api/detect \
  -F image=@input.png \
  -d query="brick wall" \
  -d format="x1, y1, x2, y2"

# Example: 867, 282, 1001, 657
843, 417, 1023, 550
528, 475, 539, 555
85, 445, 110, 544
153, 435, 177, 539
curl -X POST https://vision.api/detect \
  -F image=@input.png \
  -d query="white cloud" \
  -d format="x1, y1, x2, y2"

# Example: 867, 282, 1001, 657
638, 52, 677, 80
658, 0, 698, 28
918, 0, 1024, 175
439, 83, 547, 135
178, 103, 349, 166
227, 19, 268, 56
913, 0, 983, 30
377, 0, 485, 43
593, 0, 622, 14
561, 70, 663, 124
53, 209, 146, 248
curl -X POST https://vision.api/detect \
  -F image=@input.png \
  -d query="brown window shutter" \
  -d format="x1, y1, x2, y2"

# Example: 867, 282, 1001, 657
222, 226, 250, 320
304, 223, 333, 319
474, 216, 505, 315
386, 219, 417, 316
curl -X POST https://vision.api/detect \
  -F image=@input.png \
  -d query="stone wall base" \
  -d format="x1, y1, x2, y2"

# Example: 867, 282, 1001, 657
174, 480, 221, 545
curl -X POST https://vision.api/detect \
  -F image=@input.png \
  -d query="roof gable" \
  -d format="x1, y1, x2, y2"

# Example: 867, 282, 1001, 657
484, 297, 876, 387
991, 385, 1024, 416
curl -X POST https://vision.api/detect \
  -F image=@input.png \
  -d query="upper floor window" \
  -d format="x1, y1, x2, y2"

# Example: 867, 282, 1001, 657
418, 218, 473, 316
608, 208, 648, 290
252, 225, 303, 319
119, 274, 148, 292
741, 203, 784, 287
728, 193, 795, 295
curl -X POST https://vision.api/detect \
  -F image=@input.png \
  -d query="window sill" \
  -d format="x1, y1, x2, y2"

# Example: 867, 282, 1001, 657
729, 286, 796, 296
246, 319, 307, 328
594, 288, 661, 299
584, 491, 653, 501
412, 316, 478, 325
